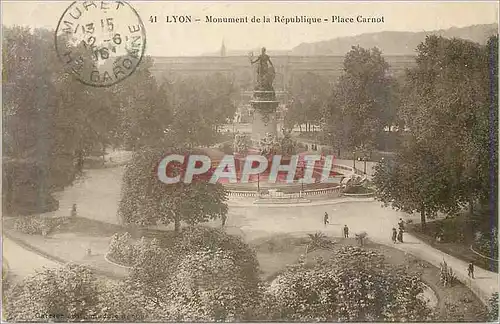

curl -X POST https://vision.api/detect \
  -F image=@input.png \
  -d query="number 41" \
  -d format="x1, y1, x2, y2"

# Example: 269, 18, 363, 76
149, 16, 157, 23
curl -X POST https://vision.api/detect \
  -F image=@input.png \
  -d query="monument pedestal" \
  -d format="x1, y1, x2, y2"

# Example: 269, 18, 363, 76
250, 89, 279, 147
251, 109, 277, 145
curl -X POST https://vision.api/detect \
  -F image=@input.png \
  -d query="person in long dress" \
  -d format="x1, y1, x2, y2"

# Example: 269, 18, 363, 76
392, 227, 397, 243
397, 228, 404, 243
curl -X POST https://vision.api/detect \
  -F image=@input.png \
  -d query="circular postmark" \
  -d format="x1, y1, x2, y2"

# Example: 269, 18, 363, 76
55, 1, 146, 87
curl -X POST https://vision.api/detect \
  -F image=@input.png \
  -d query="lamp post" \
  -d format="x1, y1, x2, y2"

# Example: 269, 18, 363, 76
363, 157, 367, 175
257, 172, 260, 193
353, 151, 356, 169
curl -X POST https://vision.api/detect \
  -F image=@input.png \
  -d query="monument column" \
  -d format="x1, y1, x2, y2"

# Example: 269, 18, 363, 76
249, 48, 279, 146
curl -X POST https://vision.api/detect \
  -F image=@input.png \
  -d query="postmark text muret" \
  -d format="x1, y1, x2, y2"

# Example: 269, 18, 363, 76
55, 1, 146, 87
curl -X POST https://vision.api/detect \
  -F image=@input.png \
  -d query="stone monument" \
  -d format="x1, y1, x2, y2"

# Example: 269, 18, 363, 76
249, 47, 279, 146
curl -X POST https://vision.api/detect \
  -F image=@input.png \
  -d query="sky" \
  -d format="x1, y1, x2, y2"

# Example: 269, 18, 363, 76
2, 1, 498, 56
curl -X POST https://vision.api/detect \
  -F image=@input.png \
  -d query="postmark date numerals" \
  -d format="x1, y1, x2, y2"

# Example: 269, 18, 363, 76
81, 36, 96, 49
101, 18, 114, 32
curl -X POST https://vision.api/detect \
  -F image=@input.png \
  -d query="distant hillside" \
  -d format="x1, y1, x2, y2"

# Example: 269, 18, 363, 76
291, 24, 498, 56
202, 48, 291, 56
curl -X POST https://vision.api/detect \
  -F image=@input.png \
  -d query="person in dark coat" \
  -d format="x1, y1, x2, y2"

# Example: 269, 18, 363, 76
343, 225, 349, 238
468, 262, 475, 279
324, 212, 329, 226
398, 218, 405, 232
392, 227, 397, 243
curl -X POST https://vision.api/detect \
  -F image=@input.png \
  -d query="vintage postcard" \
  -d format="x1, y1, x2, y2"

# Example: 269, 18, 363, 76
2, 1, 499, 322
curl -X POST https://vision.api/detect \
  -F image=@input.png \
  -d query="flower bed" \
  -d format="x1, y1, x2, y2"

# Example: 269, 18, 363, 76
14, 215, 70, 236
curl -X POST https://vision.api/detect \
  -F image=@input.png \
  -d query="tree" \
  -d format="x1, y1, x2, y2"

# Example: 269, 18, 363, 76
155, 73, 237, 149
325, 46, 397, 152
397, 35, 498, 228
5, 264, 100, 321
118, 147, 228, 233
114, 56, 172, 150
267, 246, 432, 322
286, 72, 331, 132
373, 139, 459, 230
2, 26, 134, 212
203, 73, 238, 132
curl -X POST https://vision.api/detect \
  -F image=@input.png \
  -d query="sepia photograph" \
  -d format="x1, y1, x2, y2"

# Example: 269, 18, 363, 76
2, 1, 499, 322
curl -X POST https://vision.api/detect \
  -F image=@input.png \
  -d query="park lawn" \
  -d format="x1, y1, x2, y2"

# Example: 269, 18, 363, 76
406, 221, 498, 273
249, 234, 309, 280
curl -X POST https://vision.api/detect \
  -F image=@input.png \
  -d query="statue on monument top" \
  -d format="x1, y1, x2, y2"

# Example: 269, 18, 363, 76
249, 47, 275, 90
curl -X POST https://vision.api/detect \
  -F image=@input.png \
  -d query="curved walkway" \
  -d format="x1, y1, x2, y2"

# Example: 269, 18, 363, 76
3, 236, 60, 284
224, 198, 498, 304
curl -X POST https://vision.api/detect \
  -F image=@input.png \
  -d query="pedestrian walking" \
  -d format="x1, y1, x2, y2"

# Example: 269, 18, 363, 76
71, 204, 77, 218
343, 225, 349, 238
324, 212, 329, 226
392, 227, 397, 243
468, 262, 475, 279
398, 218, 405, 232
397, 228, 404, 243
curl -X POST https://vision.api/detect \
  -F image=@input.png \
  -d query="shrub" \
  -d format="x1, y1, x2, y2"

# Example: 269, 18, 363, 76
268, 246, 431, 322
123, 227, 263, 322
4, 263, 151, 322
14, 216, 68, 235
126, 238, 175, 311
94, 281, 150, 322
488, 292, 499, 322
166, 247, 263, 321
306, 232, 335, 252
107, 232, 134, 265
439, 259, 458, 287
177, 226, 261, 289
436, 218, 466, 243
5, 264, 100, 322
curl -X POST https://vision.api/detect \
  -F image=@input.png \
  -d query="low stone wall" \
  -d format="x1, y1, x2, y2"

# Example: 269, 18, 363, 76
228, 186, 342, 199
343, 192, 375, 198
254, 198, 311, 204
228, 191, 259, 198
